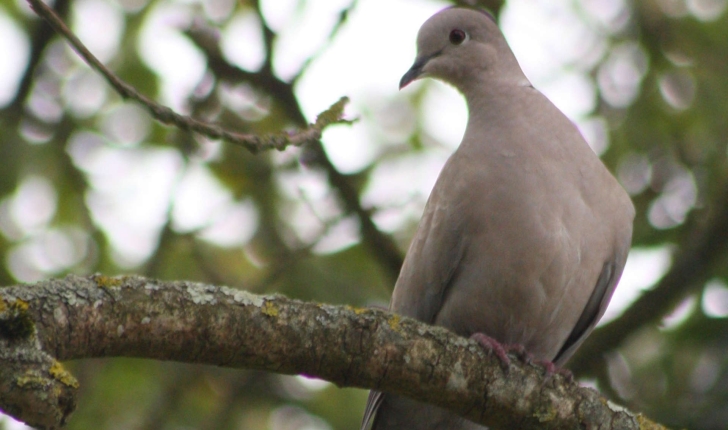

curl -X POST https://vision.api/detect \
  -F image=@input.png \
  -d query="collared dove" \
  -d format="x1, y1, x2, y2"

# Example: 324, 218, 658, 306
361, 7, 635, 430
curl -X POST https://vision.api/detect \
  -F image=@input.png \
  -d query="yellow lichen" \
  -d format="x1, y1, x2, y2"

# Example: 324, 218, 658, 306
636, 413, 669, 430
0, 299, 35, 340
16, 373, 45, 389
345, 305, 369, 315
388, 315, 401, 331
49, 361, 80, 388
262, 301, 279, 317
93, 275, 125, 288
533, 402, 557, 422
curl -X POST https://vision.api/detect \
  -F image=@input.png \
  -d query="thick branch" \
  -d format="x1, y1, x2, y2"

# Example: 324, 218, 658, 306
26, 0, 352, 153
1, 275, 666, 430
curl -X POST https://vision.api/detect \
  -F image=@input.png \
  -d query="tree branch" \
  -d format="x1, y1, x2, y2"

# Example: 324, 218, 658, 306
25, 0, 353, 153
9, 0, 70, 111
28, 0, 403, 284
1, 275, 667, 430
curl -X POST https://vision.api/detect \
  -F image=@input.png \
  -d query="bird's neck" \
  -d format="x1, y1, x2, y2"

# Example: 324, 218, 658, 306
463, 77, 533, 123
458, 77, 543, 156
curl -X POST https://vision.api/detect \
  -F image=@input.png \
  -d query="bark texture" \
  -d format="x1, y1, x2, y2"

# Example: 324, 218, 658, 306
0, 275, 667, 429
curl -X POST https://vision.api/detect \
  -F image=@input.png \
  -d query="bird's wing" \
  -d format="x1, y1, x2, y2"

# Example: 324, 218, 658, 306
362, 166, 467, 430
553, 254, 623, 365
389, 166, 468, 324
361, 390, 385, 430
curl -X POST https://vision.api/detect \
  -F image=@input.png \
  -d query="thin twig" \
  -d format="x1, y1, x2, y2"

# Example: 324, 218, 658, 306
26, 0, 353, 154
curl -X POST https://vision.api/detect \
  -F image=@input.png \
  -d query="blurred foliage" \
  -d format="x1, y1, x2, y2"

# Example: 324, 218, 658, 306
1, 0, 728, 428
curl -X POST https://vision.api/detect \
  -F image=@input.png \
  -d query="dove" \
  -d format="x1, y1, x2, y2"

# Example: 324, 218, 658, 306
362, 7, 635, 430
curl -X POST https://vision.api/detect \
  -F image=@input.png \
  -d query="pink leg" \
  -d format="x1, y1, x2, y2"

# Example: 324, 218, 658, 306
535, 359, 574, 382
470, 333, 573, 381
470, 333, 511, 369
502, 343, 533, 364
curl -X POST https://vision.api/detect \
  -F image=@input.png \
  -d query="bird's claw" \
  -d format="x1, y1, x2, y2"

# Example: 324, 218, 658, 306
534, 359, 574, 382
470, 334, 573, 381
503, 343, 533, 364
470, 333, 511, 370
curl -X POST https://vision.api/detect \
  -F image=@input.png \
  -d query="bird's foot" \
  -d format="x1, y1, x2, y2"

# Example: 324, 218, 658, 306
470, 333, 511, 370
535, 359, 574, 382
502, 343, 533, 364
470, 334, 573, 381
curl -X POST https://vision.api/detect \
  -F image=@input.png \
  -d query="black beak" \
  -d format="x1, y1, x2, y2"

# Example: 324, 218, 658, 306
400, 60, 424, 89
399, 55, 431, 89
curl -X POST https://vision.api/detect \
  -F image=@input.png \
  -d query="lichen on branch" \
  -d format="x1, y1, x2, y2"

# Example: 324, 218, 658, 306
0, 275, 667, 430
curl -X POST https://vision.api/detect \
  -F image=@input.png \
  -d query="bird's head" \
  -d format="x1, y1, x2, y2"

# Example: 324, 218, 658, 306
400, 7, 524, 91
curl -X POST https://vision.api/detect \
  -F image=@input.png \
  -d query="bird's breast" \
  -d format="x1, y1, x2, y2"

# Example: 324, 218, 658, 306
428, 156, 609, 359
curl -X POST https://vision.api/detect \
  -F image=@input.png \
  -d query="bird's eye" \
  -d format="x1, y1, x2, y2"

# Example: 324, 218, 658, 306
449, 29, 467, 45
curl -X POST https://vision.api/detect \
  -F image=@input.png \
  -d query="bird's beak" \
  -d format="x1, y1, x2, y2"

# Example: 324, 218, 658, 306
400, 61, 424, 89
399, 55, 431, 89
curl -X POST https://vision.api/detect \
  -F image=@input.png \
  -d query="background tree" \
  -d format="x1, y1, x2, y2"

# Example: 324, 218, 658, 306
0, 0, 727, 429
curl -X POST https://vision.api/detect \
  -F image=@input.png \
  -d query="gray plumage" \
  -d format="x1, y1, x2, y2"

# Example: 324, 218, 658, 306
362, 7, 634, 430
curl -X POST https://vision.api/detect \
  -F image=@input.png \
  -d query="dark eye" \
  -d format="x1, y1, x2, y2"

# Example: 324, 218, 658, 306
449, 29, 467, 45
